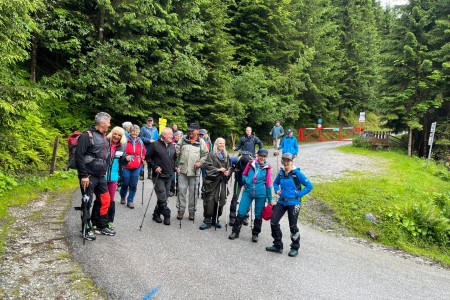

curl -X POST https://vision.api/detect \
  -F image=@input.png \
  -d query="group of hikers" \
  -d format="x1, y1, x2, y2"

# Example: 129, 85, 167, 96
75, 112, 312, 257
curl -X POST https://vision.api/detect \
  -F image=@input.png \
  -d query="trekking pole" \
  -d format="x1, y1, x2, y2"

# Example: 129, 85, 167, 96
139, 173, 160, 231
250, 200, 253, 230
176, 173, 182, 229
141, 180, 145, 206
193, 173, 198, 223
81, 187, 90, 245
215, 175, 222, 231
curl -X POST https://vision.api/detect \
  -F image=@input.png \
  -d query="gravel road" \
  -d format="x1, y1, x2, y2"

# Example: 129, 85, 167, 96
64, 141, 450, 300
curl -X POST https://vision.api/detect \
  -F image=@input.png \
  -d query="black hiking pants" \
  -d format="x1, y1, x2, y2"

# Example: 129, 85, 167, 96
270, 203, 301, 250
79, 175, 110, 229
153, 176, 171, 218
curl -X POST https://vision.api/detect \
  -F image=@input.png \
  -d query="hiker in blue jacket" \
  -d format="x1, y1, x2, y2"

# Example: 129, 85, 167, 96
266, 153, 313, 257
141, 116, 159, 179
278, 129, 298, 158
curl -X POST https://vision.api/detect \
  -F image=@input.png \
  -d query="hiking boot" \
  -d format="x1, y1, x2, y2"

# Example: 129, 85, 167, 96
228, 232, 239, 240
177, 211, 184, 220
288, 249, 298, 257
127, 202, 135, 209
189, 211, 195, 220
199, 223, 211, 230
229, 219, 235, 226
152, 214, 162, 223
147, 174, 151, 180
84, 230, 96, 241
266, 245, 283, 253
100, 227, 116, 236
120, 198, 126, 204
139, 170, 145, 181
252, 234, 258, 243
107, 222, 115, 230
214, 222, 222, 229
163, 216, 171, 225
242, 217, 249, 226
92, 225, 101, 235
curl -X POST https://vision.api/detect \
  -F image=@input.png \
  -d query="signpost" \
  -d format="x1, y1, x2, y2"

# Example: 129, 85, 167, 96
427, 122, 437, 166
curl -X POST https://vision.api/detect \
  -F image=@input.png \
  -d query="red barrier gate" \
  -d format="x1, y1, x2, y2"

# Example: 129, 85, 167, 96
298, 127, 363, 142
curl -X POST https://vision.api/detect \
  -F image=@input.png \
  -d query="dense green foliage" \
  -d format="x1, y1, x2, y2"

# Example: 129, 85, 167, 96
313, 146, 450, 265
0, 0, 448, 175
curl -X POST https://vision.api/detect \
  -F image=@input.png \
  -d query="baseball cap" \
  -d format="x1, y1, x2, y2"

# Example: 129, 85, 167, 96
147, 117, 153, 121
257, 149, 269, 157
199, 129, 207, 135
287, 129, 293, 133
281, 153, 293, 161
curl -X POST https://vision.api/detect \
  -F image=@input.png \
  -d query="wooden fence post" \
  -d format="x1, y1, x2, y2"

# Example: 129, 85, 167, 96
49, 136, 59, 174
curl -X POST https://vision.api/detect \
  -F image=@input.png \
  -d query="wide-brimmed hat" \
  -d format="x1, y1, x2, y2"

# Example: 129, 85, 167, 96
188, 123, 200, 131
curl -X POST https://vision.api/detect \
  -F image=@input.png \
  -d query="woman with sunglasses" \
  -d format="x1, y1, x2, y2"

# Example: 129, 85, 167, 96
229, 149, 272, 243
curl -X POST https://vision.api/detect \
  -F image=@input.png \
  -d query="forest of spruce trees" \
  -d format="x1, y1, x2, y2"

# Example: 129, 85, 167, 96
0, 0, 449, 175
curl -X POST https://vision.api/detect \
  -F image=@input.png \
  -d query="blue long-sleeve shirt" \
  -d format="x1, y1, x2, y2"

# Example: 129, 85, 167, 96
278, 135, 298, 156
273, 167, 312, 206
140, 126, 159, 149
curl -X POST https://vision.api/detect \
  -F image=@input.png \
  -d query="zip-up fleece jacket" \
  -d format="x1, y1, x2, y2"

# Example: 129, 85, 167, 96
145, 138, 177, 179
273, 167, 313, 206
242, 160, 273, 202
106, 142, 128, 182
278, 135, 299, 155
235, 135, 263, 156
76, 126, 111, 178
176, 135, 208, 176
123, 137, 146, 170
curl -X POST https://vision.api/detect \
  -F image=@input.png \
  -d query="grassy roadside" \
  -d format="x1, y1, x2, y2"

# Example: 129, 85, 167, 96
311, 146, 450, 266
0, 170, 78, 252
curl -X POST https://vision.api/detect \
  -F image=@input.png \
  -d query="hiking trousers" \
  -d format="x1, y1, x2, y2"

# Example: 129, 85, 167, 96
177, 173, 199, 212
270, 203, 301, 250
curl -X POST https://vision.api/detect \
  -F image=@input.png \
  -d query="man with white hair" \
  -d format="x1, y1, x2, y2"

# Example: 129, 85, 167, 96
145, 127, 178, 225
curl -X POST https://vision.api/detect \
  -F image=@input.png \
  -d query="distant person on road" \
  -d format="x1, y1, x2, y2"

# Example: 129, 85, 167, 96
229, 149, 272, 243
76, 112, 115, 239
120, 125, 146, 209
270, 121, 284, 156
176, 123, 208, 221
199, 138, 232, 230
233, 127, 263, 156
278, 129, 298, 159
145, 127, 177, 226
266, 153, 313, 257
140, 117, 159, 179
105, 126, 128, 231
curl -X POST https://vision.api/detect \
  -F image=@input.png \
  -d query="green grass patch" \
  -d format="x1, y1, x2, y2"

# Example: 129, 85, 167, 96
312, 145, 450, 265
0, 170, 78, 252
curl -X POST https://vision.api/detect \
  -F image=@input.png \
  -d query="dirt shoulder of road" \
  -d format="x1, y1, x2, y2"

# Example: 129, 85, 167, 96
0, 190, 106, 300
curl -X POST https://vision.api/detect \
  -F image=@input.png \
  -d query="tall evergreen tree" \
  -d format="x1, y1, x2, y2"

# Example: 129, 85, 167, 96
381, 0, 445, 156
332, 0, 382, 125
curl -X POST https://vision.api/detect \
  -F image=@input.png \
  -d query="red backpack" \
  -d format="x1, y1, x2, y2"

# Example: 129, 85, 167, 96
67, 131, 93, 169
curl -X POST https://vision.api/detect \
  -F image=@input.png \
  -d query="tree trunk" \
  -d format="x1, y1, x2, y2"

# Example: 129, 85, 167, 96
98, 7, 105, 42
30, 33, 37, 82
408, 127, 413, 157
